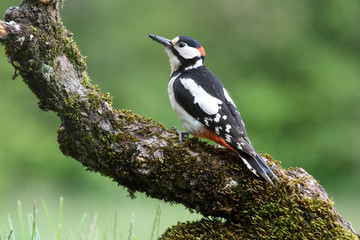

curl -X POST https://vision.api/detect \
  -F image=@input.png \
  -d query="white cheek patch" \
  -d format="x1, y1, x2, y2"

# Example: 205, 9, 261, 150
180, 78, 222, 115
175, 45, 201, 59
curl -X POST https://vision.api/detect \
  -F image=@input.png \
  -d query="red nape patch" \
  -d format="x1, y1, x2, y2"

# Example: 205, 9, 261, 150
197, 46, 206, 57
196, 127, 236, 152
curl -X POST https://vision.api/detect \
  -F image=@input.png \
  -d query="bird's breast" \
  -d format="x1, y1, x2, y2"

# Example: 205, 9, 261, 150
168, 74, 204, 134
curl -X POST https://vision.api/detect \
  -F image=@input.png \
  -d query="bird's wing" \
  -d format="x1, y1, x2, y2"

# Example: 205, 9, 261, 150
172, 67, 256, 157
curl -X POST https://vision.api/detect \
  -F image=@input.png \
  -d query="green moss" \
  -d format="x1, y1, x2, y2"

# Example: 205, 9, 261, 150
162, 217, 357, 239
62, 33, 87, 72
57, 125, 70, 156
81, 72, 91, 87
161, 220, 237, 240
27, 22, 87, 73
61, 94, 82, 122
86, 84, 112, 110
160, 155, 358, 239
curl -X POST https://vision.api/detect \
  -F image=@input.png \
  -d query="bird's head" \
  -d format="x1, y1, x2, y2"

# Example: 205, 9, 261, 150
148, 34, 206, 72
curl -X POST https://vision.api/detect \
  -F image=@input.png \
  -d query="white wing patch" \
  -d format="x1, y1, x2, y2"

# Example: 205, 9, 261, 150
180, 78, 222, 115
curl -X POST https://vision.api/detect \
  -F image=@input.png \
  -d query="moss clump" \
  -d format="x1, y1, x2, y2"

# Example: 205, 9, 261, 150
86, 84, 112, 110
161, 219, 237, 240
61, 30, 87, 72
79, 72, 113, 111
117, 109, 152, 124
160, 153, 358, 239
26, 21, 87, 75
161, 216, 357, 239
61, 94, 82, 122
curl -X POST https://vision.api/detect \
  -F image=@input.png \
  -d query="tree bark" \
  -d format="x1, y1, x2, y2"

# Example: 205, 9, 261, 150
0, 1, 358, 239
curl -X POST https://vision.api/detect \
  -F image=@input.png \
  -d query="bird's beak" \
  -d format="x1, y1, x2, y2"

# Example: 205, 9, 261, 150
148, 34, 172, 47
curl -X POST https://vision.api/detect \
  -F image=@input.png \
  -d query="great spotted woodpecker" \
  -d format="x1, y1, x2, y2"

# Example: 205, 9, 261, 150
148, 34, 278, 186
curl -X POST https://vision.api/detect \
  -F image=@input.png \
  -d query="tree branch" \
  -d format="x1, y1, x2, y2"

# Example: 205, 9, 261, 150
0, 1, 358, 238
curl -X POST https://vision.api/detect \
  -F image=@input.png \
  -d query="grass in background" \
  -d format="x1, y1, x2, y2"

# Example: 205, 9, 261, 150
0, 197, 163, 240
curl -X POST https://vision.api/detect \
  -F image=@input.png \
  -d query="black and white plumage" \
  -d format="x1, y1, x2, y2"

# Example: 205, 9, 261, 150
148, 34, 278, 186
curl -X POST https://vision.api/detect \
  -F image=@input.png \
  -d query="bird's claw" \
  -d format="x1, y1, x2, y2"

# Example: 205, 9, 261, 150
171, 126, 189, 143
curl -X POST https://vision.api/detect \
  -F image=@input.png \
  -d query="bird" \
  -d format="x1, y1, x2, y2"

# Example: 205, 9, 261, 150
148, 34, 278, 186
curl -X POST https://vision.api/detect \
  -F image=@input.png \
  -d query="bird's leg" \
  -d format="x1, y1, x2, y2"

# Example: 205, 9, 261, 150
171, 126, 189, 143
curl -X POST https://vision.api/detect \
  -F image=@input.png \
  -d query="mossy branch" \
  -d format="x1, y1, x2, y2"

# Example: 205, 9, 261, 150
0, 1, 358, 239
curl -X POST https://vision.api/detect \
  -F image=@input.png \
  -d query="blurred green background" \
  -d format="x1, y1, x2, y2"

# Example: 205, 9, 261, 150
1, 0, 359, 238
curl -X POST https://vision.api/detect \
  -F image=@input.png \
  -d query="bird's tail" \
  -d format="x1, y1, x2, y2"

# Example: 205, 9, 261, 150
238, 152, 279, 187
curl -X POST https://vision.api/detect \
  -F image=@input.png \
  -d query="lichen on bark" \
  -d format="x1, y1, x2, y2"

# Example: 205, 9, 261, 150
0, 0, 359, 239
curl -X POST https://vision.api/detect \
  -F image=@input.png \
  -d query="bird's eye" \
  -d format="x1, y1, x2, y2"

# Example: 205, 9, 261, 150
178, 42, 186, 48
